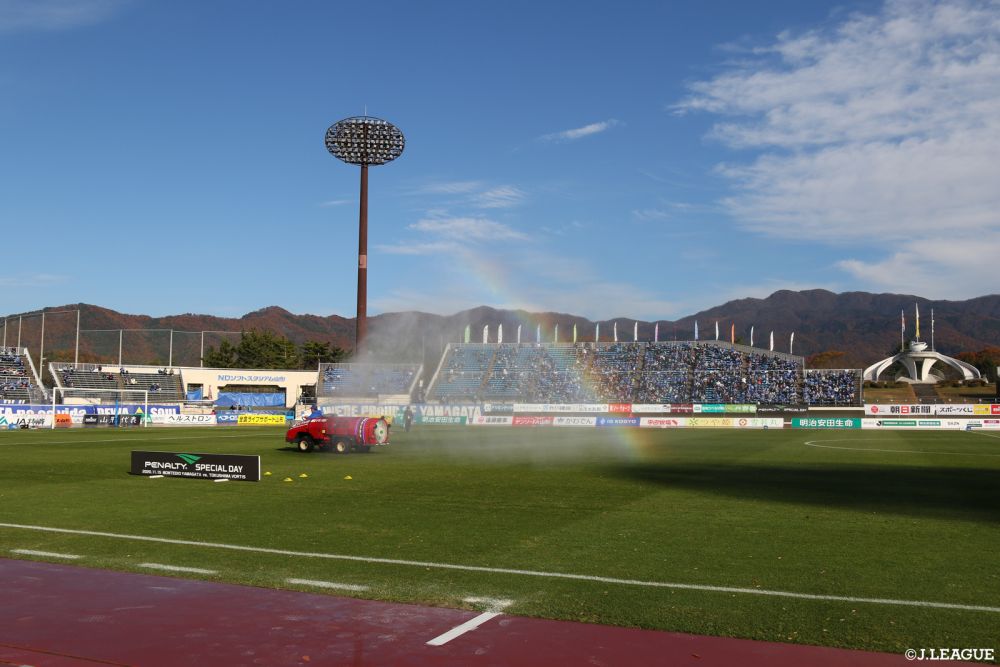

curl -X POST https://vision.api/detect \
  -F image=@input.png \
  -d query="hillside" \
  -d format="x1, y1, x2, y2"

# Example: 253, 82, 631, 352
5, 290, 998, 370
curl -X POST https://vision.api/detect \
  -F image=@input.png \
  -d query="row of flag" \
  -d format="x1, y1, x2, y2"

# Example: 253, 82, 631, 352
463, 322, 797, 353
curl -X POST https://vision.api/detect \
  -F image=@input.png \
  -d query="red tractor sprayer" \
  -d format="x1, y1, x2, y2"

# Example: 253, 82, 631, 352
285, 415, 390, 454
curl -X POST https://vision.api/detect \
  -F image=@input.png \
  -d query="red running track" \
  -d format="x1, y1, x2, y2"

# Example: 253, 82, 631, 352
1, 558, 928, 666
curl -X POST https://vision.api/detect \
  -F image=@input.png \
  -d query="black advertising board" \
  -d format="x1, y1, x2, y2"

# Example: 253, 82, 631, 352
130, 451, 260, 482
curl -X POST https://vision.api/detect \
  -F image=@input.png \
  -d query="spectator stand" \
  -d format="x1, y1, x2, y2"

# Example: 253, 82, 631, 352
803, 369, 862, 406
49, 363, 185, 403
317, 362, 422, 403
1, 348, 46, 403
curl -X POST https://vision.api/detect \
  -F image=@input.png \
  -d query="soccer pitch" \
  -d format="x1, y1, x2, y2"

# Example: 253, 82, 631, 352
1, 425, 998, 654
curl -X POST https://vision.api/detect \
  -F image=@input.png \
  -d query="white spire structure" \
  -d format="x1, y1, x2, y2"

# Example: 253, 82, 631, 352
865, 310, 980, 383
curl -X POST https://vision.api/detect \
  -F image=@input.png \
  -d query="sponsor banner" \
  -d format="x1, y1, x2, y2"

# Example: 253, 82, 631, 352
131, 450, 260, 482
792, 417, 862, 429
472, 415, 513, 426
82, 414, 145, 427
216, 412, 239, 423
725, 404, 758, 414
512, 403, 608, 414
512, 416, 555, 426
324, 404, 480, 423
732, 417, 782, 428
0, 404, 178, 419
935, 404, 976, 416
482, 403, 514, 415
694, 404, 726, 413
553, 416, 598, 427
866, 404, 999, 417
861, 418, 965, 429
865, 404, 934, 416
607, 403, 632, 414
596, 416, 640, 427
631, 404, 672, 414
670, 404, 694, 414
418, 415, 467, 425
757, 405, 809, 414
54, 413, 73, 428
237, 414, 286, 426
216, 373, 287, 383
0, 414, 51, 428
687, 417, 734, 428
152, 414, 218, 426
639, 417, 686, 428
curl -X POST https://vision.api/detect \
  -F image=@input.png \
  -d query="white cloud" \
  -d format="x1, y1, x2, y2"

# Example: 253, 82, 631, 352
376, 240, 460, 256
318, 199, 351, 207
540, 119, 621, 142
471, 185, 526, 209
0, 273, 65, 287
0, 0, 129, 31
409, 216, 527, 241
632, 208, 672, 221
409, 180, 483, 195
679, 0, 1000, 297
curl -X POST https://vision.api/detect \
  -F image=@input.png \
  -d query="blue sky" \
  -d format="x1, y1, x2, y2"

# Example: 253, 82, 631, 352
2, 0, 998, 321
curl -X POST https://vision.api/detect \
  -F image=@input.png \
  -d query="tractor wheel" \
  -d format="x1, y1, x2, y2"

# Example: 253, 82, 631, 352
333, 439, 351, 454
297, 435, 314, 453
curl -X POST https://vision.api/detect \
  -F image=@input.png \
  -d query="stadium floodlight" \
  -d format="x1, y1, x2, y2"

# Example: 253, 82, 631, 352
325, 115, 405, 353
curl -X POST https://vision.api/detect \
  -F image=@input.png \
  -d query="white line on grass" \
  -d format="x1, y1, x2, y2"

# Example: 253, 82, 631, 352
11, 548, 81, 559
286, 578, 369, 592
0, 433, 257, 447
1, 522, 998, 614
804, 438, 1000, 457
138, 563, 217, 575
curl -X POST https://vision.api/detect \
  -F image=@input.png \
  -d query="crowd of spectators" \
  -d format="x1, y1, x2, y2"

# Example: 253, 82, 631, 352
1, 352, 32, 399
803, 370, 860, 405
320, 363, 419, 397
422, 341, 851, 405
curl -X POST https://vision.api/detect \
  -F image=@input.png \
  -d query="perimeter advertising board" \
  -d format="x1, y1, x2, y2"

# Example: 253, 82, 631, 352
792, 417, 862, 429
130, 451, 260, 481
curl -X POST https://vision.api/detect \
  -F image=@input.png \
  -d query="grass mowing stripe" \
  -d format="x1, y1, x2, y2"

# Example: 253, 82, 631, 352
3, 521, 998, 615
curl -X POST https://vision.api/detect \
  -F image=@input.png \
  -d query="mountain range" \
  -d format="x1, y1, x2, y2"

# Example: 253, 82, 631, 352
5, 290, 999, 371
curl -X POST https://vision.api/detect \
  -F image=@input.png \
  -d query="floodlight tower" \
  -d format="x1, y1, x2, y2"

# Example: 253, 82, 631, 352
324, 116, 405, 354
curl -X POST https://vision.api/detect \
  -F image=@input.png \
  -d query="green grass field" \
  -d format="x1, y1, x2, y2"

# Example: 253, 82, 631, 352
2, 424, 999, 656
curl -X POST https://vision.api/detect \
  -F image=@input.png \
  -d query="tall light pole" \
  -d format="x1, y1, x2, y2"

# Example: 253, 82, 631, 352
324, 116, 405, 354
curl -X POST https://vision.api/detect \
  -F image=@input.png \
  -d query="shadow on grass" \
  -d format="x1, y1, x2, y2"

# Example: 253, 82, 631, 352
614, 463, 1000, 522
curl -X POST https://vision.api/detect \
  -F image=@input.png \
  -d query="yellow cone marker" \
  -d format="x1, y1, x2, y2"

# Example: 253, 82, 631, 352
299, 473, 308, 478
264, 471, 272, 476
283, 477, 294, 482
344, 475, 353, 480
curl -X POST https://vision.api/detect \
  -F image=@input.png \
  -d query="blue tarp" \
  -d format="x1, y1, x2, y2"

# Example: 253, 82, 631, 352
216, 392, 285, 408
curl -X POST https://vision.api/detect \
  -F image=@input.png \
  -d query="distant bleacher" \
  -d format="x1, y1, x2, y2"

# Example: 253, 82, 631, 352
0, 347, 43, 402
426, 341, 859, 406
317, 362, 421, 400
51, 364, 185, 402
